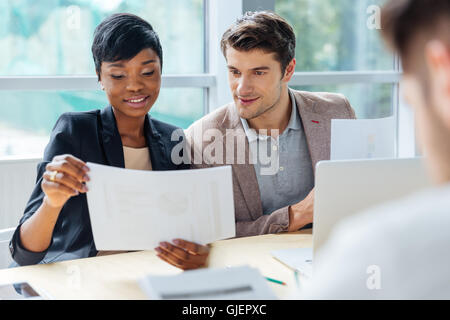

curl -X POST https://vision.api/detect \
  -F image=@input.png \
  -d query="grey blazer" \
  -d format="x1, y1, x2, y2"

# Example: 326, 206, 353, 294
185, 88, 356, 237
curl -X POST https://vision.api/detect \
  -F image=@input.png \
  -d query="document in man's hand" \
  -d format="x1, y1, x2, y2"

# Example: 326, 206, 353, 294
85, 163, 236, 250
139, 266, 277, 300
331, 116, 396, 160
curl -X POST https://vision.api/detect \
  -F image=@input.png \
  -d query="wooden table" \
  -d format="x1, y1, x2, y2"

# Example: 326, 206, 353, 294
0, 229, 312, 299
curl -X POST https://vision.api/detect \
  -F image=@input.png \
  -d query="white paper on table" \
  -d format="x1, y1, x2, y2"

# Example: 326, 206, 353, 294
85, 163, 236, 250
271, 248, 313, 278
139, 266, 277, 300
330, 117, 396, 160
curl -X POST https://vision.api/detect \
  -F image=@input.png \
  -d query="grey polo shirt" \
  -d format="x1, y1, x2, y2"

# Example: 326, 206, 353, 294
241, 90, 314, 215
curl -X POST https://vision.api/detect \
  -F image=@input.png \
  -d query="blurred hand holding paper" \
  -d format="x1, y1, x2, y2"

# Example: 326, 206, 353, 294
139, 266, 277, 300
86, 163, 236, 250
331, 116, 396, 160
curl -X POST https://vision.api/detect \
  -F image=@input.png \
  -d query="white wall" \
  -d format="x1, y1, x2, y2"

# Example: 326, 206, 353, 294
0, 157, 41, 229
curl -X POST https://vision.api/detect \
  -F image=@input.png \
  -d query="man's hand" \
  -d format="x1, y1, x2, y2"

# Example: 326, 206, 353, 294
155, 239, 210, 270
288, 189, 314, 232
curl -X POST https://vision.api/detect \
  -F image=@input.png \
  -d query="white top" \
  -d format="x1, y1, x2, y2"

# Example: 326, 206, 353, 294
122, 146, 152, 171
297, 183, 450, 299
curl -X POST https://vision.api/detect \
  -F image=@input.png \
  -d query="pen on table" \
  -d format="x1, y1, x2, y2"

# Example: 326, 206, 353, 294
265, 277, 286, 286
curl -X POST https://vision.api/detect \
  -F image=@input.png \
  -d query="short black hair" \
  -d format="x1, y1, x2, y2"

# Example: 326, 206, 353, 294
92, 13, 163, 80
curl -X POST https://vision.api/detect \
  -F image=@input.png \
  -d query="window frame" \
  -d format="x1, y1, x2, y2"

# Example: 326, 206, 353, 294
0, 0, 414, 158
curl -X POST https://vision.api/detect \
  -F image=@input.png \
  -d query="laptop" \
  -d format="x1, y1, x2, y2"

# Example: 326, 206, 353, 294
312, 157, 431, 259
272, 157, 431, 277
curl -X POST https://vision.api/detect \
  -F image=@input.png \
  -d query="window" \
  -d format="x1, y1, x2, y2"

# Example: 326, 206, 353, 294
0, 0, 413, 158
293, 83, 393, 119
0, 0, 204, 75
275, 0, 397, 119
0, 88, 204, 157
0, 0, 206, 157
274, 0, 408, 155
276, 0, 392, 72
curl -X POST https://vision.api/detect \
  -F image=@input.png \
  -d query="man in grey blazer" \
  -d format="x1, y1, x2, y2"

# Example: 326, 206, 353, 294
185, 11, 356, 237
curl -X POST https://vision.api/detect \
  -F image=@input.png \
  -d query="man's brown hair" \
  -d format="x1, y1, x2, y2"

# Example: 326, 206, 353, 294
381, 0, 450, 71
220, 11, 296, 74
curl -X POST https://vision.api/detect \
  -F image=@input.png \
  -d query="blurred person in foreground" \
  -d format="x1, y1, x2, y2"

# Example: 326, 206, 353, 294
298, 0, 450, 299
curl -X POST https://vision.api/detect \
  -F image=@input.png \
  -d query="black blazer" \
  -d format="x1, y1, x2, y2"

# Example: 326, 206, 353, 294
9, 106, 189, 266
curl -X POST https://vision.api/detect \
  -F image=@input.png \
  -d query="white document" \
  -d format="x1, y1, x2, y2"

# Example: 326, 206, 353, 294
139, 266, 277, 300
271, 248, 313, 278
86, 163, 236, 250
330, 117, 396, 160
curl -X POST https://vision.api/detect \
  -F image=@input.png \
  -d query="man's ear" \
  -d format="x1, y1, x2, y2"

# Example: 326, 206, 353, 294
425, 40, 450, 90
425, 40, 450, 127
283, 58, 296, 83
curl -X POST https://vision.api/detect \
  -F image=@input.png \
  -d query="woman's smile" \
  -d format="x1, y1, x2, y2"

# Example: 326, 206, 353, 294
123, 95, 150, 109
